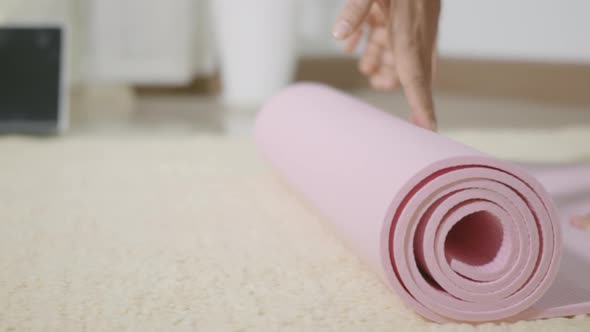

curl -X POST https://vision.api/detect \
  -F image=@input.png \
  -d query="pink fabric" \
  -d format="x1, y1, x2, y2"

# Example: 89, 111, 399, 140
254, 83, 590, 323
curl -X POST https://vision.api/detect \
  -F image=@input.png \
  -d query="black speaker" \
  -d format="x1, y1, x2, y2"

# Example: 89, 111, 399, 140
0, 25, 67, 134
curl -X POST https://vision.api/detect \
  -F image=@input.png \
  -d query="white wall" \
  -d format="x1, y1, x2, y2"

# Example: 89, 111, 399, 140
0, 0, 212, 85
87, 0, 201, 84
2, 0, 588, 86
438, 0, 590, 63
298, 0, 342, 56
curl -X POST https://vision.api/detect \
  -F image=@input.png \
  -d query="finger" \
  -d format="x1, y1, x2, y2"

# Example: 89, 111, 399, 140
333, 0, 374, 39
370, 73, 397, 91
345, 29, 364, 53
369, 66, 395, 91
376, 0, 390, 10
369, 26, 389, 48
397, 49, 437, 131
382, 50, 395, 66
381, 65, 401, 89
369, 50, 398, 90
371, 59, 400, 90
431, 48, 439, 81
367, 2, 386, 26
390, 0, 440, 130
370, 75, 390, 91
359, 37, 383, 75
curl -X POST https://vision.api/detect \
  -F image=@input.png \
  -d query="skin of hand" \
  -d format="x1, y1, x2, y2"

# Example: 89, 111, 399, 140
332, 0, 441, 131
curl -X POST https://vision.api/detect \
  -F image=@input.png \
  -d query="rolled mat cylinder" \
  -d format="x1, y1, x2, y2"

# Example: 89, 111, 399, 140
254, 83, 590, 323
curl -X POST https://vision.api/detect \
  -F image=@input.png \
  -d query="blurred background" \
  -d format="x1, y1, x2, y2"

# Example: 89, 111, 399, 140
1, 0, 589, 136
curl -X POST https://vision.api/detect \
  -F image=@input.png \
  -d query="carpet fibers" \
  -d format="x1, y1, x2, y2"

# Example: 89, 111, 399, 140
1, 134, 589, 331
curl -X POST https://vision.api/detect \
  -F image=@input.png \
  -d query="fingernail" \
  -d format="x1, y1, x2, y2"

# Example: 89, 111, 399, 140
332, 20, 352, 39
411, 114, 437, 131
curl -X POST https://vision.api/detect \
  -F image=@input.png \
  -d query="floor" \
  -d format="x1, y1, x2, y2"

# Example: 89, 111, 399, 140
4, 78, 590, 332
68, 84, 590, 137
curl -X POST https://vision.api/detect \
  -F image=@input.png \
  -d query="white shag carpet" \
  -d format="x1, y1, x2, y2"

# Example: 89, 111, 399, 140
1, 128, 589, 332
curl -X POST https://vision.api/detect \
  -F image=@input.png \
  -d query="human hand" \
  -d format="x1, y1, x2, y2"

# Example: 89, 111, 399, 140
332, 0, 441, 131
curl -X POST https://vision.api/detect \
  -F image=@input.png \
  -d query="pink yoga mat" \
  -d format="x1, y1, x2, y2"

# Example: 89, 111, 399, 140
254, 83, 590, 323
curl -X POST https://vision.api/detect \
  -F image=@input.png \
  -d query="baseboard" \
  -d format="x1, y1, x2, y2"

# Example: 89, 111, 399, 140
136, 57, 590, 107
296, 57, 590, 107
435, 58, 590, 107
135, 75, 220, 96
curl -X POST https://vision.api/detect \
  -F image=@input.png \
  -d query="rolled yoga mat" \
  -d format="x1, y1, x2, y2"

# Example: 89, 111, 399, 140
254, 83, 590, 323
